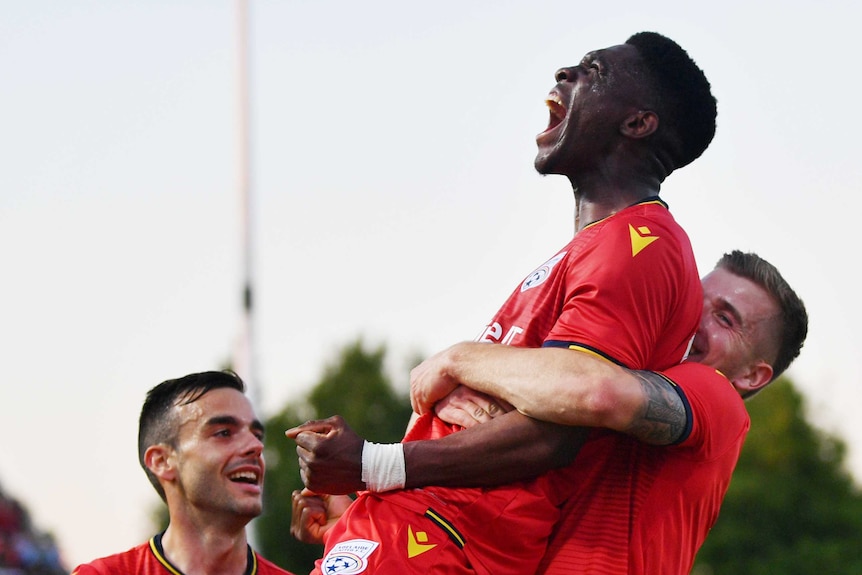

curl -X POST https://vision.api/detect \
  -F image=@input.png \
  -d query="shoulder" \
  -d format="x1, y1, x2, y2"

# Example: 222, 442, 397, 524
662, 363, 749, 452
663, 363, 744, 411
663, 363, 739, 397
584, 203, 693, 267
72, 542, 152, 574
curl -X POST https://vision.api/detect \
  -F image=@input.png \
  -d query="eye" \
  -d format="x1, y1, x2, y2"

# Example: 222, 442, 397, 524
716, 312, 732, 327
215, 429, 232, 438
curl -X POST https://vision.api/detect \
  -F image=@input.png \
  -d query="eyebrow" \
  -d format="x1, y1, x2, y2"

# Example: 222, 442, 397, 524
206, 415, 266, 437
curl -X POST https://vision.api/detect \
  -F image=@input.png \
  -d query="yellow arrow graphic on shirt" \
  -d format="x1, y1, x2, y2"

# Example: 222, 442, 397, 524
407, 525, 437, 558
629, 224, 660, 257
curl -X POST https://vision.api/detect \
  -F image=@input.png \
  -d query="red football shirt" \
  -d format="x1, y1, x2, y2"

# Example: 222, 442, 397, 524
476, 197, 700, 369
72, 533, 294, 575
316, 198, 702, 575
537, 362, 749, 575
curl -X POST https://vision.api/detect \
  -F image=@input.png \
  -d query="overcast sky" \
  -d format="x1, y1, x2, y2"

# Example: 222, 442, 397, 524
2, 0, 860, 569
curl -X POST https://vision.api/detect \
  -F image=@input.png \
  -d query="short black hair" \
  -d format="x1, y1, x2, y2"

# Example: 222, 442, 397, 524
717, 251, 808, 389
626, 32, 717, 172
138, 370, 246, 501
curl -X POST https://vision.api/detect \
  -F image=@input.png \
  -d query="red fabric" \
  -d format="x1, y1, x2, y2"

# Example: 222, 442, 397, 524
478, 198, 701, 370
318, 199, 704, 573
537, 363, 749, 575
71, 536, 294, 575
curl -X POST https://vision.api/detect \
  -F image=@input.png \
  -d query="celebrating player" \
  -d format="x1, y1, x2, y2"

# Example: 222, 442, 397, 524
292, 251, 806, 574
289, 31, 722, 574
73, 371, 294, 575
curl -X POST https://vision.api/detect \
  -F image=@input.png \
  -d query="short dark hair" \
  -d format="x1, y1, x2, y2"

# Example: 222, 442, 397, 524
138, 370, 246, 501
625, 32, 717, 173
716, 251, 808, 387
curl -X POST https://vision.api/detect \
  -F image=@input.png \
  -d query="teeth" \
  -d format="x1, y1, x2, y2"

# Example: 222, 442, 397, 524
229, 471, 258, 483
546, 93, 564, 107
545, 94, 566, 123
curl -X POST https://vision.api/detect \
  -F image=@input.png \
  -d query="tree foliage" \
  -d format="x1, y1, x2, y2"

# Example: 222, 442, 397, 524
256, 339, 413, 573
693, 377, 862, 574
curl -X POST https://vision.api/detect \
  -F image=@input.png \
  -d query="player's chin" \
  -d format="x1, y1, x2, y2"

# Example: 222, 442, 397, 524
238, 501, 263, 519
534, 145, 564, 176
534, 152, 555, 175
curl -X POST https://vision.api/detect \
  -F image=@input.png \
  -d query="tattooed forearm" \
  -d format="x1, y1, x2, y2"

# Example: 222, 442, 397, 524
624, 371, 686, 445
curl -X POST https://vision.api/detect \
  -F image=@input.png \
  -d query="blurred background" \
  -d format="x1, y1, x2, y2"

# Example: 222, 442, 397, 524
2, 0, 861, 573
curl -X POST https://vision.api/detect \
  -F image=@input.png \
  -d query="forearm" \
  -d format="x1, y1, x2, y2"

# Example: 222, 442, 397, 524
443, 343, 636, 428
403, 410, 588, 488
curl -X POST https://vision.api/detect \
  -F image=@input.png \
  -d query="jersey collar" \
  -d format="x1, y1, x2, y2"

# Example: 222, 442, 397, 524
149, 532, 258, 575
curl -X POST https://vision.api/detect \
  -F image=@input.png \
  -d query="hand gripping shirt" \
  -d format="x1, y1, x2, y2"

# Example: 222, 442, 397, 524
316, 198, 701, 575
536, 362, 750, 575
71, 533, 295, 575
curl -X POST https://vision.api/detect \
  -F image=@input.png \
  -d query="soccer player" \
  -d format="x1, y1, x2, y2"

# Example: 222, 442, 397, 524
288, 31, 718, 574
72, 371, 294, 575
292, 251, 807, 574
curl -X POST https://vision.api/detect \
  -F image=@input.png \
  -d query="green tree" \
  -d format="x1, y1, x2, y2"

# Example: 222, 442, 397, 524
693, 377, 862, 574
256, 339, 413, 573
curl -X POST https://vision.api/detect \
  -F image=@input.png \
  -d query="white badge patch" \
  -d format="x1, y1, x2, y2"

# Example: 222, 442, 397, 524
521, 252, 566, 292
321, 539, 380, 574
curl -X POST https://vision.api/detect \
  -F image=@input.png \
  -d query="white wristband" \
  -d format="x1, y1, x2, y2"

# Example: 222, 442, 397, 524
361, 441, 406, 492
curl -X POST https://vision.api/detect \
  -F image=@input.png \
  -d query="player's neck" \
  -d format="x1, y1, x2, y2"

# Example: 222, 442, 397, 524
572, 190, 655, 232
569, 168, 661, 231
162, 522, 250, 575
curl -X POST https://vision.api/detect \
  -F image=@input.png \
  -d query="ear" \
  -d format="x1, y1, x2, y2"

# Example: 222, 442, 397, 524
730, 360, 774, 395
145, 444, 177, 483
621, 110, 659, 139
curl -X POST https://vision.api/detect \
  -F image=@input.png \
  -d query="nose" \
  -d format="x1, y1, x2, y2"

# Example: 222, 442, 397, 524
555, 66, 577, 83
242, 430, 264, 457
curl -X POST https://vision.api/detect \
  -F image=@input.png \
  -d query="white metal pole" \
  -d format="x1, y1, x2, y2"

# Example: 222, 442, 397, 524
236, 0, 258, 409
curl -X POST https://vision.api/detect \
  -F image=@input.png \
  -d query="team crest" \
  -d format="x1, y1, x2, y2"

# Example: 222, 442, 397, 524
521, 252, 566, 292
321, 539, 379, 574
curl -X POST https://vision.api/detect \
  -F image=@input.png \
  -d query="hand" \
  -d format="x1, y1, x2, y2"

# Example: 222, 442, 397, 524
290, 488, 353, 544
410, 346, 462, 414
285, 415, 367, 494
434, 385, 514, 428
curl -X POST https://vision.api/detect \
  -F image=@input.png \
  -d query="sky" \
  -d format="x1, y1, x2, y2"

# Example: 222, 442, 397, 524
1, 0, 860, 569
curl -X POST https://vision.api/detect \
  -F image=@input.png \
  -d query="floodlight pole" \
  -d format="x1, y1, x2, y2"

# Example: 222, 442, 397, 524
236, 0, 258, 410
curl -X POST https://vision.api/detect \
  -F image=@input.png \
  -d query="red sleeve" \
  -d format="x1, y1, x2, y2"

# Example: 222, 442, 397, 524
662, 362, 750, 458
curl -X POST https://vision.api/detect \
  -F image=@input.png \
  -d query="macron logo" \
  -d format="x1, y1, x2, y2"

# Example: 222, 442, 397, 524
407, 526, 437, 558
629, 224, 660, 257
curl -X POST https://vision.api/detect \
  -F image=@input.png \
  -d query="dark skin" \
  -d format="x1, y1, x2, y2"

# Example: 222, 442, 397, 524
289, 41, 671, 495
288, 413, 587, 494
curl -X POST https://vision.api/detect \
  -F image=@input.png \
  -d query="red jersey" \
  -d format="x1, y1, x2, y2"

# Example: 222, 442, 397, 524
537, 362, 750, 575
316, 198, 702, 574
72, 533, 294, 575
476, 197, 700, 369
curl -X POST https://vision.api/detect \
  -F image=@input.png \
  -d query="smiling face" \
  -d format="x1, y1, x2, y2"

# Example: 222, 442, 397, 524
160, 387, 266, 525
687, 268, 781, 393
535, 43, 652, 177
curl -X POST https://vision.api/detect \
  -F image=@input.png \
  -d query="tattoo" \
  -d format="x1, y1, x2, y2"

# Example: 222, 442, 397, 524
625, 371, 686, 445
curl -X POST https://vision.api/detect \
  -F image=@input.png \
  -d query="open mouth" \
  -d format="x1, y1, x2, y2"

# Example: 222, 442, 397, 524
687, 336, 705, 361
228, 470, 260, 485
542, 93, 567, 134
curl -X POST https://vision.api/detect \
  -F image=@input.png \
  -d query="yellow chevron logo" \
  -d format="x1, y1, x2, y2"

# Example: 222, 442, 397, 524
629, 224, 660, 257
407, 525, 437, 558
